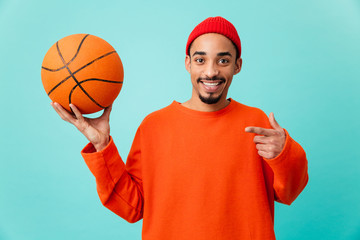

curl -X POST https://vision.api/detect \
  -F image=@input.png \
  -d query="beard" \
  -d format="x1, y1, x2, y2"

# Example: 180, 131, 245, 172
199, 92, 222, 104
197, 76, 225, 104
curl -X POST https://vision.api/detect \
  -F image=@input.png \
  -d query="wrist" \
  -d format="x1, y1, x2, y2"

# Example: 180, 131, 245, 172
94, 135, 110, 152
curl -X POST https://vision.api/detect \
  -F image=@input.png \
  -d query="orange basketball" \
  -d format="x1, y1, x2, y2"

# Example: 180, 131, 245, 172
41, 34, 124, 114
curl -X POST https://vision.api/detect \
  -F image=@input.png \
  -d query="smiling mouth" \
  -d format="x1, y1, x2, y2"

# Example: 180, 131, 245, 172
202, 81, 222, 86
198, 79, 225, 92
197, 77, 225, 84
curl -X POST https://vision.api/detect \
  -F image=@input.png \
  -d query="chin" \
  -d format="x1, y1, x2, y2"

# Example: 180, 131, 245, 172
199, 93, 222, 104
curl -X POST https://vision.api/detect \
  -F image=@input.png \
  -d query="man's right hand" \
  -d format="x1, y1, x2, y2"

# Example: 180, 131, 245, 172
51, 102, 112, 152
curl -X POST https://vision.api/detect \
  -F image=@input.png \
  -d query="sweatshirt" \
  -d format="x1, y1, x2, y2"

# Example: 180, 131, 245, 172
81, 99, 308, 240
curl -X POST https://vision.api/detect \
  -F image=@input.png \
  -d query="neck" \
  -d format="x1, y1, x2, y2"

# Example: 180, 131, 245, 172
182, 95, 230, 112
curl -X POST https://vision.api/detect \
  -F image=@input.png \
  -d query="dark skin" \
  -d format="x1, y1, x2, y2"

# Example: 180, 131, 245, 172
51, 102, 112, 151
183, 33, 242, 112
183, 33, 286, 158
51, 33, 286, 158
245, 112, 286, 159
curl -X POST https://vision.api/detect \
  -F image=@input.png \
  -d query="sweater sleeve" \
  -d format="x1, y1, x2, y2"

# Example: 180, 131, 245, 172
264, 129, 309, 205
81, 129, 144, 223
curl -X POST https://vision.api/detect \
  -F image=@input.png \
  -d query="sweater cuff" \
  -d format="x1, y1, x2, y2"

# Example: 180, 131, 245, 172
263, 128, 291, 164
81, 136, 126, 185
81, 136, 113, 156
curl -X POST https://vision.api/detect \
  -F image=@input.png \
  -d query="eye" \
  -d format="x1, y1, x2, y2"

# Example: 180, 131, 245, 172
195, 58, 204, 63
219, 59, 229, 64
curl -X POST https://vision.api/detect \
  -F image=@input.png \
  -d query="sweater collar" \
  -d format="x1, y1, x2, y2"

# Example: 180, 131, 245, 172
171, 98, 237, 118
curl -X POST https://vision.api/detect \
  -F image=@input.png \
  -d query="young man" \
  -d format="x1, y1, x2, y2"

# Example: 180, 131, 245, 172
52, 17, 308, 240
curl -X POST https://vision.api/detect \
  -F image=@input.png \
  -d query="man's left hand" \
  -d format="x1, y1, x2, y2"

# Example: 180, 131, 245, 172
245, 112, 286, 159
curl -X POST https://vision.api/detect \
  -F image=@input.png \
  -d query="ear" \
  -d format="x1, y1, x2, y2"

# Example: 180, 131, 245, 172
185, 55, 191, 73
234, 57, 242, 75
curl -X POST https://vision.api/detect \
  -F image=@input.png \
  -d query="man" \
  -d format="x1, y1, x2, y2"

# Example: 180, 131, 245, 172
51, 16, 308, 240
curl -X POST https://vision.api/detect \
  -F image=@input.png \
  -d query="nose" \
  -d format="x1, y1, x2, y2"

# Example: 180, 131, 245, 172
203, 62, 219, 78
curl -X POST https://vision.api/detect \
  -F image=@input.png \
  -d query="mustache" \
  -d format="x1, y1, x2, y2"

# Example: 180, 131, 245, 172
197, 77, 226, 83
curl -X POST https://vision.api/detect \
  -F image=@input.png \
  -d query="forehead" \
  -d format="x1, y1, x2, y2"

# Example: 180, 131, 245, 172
190, 33, 236, 55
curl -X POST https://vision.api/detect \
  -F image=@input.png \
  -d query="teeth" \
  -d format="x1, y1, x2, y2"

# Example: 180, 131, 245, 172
203, 82, 220, 86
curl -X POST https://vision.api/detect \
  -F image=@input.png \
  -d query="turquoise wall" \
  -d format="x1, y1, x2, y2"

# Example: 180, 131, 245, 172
0, 0, 359, 239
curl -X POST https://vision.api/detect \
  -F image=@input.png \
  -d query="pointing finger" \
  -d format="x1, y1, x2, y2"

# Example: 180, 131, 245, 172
245, 126, 277, 136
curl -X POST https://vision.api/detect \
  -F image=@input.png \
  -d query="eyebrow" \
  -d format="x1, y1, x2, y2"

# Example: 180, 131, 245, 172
192, 51, 206, 57
217, 52, 232, 57
192, 51, 232, 57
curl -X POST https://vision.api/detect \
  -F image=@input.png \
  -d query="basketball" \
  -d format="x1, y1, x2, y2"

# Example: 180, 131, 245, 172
41, 34, 124, 114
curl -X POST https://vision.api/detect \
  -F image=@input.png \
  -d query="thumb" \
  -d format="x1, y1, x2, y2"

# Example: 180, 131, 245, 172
269, 112, 282, 130
101, 104, 113, 120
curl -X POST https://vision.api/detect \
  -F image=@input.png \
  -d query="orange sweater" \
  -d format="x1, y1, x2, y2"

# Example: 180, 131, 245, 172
81, 99, 308, 240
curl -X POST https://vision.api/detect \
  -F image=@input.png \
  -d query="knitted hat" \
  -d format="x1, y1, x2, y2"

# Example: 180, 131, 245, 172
186, 16, 241, 58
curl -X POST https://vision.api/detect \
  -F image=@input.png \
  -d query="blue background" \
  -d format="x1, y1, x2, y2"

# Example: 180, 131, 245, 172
0, 0, 359, 239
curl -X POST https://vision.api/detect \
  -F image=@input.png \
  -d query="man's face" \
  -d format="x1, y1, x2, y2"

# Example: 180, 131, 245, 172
185, 33, 242, 105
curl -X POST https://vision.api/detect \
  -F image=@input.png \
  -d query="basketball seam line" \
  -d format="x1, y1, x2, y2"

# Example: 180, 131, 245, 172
69, 78, 123, 108
46, 50, 117, 96
56, 41, 106, 109
42, 34, 90, 72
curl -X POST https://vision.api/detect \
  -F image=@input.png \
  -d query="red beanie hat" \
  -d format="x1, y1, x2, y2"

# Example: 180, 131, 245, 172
186, 16, 241, 58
